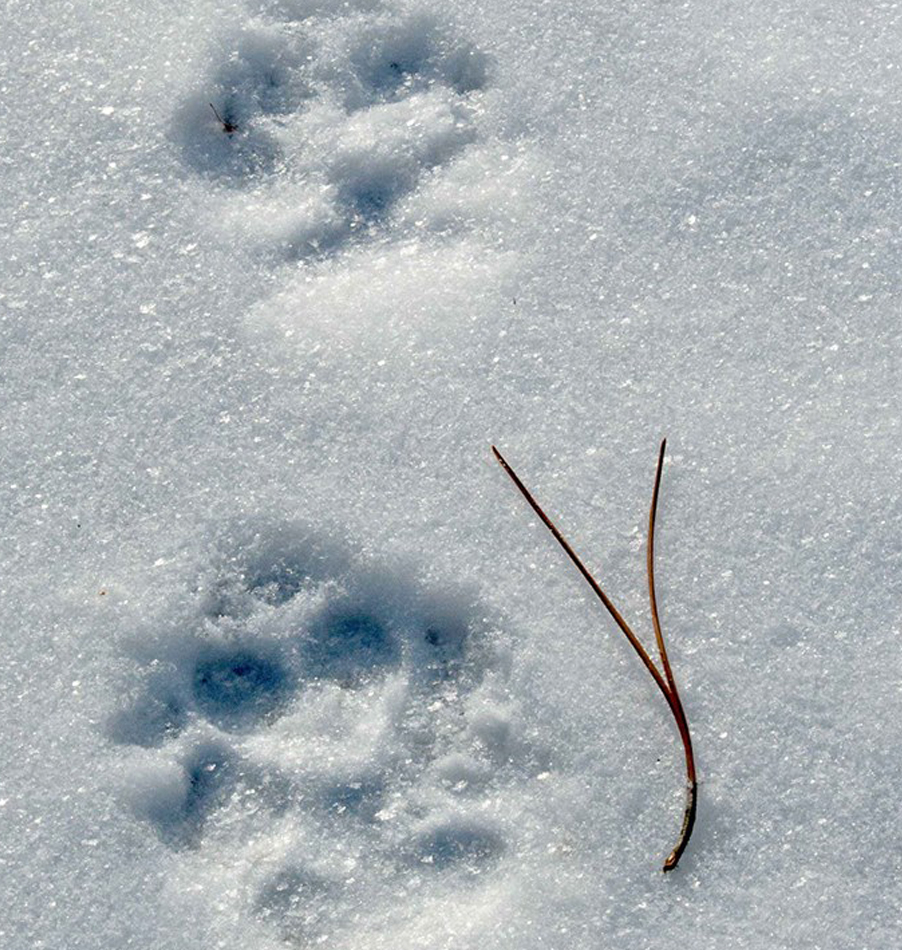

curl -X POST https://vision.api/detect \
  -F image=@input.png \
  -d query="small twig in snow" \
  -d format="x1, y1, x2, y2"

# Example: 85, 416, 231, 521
209, 103, 238, 134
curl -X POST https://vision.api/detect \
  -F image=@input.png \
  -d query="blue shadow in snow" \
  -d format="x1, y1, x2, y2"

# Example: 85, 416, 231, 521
193, 649, 291, 729
302, 609, 400, 684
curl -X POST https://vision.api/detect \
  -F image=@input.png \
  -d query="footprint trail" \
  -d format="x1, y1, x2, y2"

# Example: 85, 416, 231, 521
115, 1, 538, 943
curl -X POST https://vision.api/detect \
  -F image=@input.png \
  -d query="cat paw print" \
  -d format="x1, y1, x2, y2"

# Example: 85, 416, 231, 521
171, 1, 492, 261
109, 519, 541, 944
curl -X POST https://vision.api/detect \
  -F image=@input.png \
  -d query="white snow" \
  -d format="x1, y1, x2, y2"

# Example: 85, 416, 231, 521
2, 0, 901, 947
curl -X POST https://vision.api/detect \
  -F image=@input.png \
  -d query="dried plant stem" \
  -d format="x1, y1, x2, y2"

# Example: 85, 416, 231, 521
209, 103, 238, 134
647, 440, 697, 871
492, 440, 696, 872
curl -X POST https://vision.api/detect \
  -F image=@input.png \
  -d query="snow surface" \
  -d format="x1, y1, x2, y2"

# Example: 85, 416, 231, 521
2, 0, 901, 947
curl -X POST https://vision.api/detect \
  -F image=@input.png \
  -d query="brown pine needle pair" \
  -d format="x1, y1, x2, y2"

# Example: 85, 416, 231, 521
492, 439, 696, 872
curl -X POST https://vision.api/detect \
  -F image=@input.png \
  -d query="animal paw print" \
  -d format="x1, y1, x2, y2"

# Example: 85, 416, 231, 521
109, 519, 540, 944
171, 1, 491, 261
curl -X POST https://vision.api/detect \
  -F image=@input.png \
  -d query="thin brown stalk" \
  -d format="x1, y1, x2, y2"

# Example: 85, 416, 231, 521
492, 440, 696, 872
646, 439, 696, 871
209, 103, 238, 134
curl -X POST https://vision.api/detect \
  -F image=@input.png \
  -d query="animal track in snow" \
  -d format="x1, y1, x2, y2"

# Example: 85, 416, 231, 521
172, 0, 492, 262
109, 519, 540, 944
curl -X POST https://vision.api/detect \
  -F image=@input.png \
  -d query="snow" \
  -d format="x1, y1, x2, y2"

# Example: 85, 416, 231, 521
2, 0, 901, 947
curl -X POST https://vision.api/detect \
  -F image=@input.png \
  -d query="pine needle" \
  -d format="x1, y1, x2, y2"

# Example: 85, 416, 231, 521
492, 440, 697, 872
